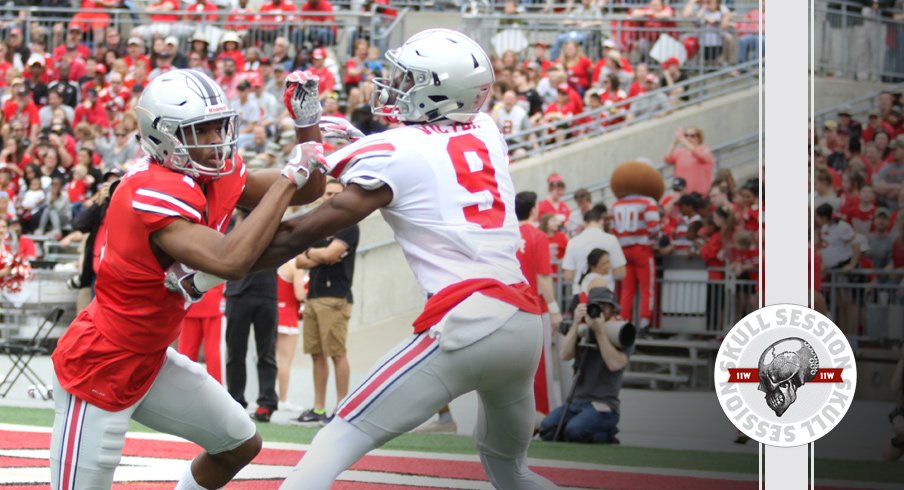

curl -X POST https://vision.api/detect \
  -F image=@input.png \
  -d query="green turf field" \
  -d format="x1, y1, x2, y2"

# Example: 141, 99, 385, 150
3, 406, 901, 485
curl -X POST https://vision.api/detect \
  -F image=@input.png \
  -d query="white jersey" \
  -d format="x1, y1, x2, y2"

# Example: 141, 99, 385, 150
327, 112, 526, 296
492, 103, 530, 140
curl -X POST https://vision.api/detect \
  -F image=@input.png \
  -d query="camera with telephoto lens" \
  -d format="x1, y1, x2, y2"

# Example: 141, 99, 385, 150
558, 287, 636, 350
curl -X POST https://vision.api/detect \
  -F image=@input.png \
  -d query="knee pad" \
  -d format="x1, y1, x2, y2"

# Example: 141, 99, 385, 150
96, 420, 129, 470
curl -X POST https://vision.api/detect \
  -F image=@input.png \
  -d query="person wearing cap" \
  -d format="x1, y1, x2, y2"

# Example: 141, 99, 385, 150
875, 134, 904, 211
124, 37, 152, 74
538, 285, 631, 444
184, 0, 220, 23
592, 40, 633, 87
659, 56, 687, 101
524, 41, 553, 78
217, 32, 247, 74
51, 24, 92, 64
863, 110, 885, 142
24, 54, 49, 105
2, 84, 40, 129
161, 36, 188, 69
251, 74, 280, 131
541, 83, 581, 138
538, 173, 572, 225
308, 48, 336, 100
47, 62, 81, 108
626, 73, 667, 122
232, 77, 264, 148
867, 207, 896, 272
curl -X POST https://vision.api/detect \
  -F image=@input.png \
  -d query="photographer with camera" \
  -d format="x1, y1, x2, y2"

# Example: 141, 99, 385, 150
539, 287, 633, 444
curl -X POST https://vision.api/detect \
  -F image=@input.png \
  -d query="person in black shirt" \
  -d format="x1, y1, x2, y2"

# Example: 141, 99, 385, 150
224, 210, 281, 422
294, 178, 360, 425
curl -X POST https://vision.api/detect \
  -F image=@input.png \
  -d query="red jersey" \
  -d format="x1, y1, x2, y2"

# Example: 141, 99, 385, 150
52, 157, 247, 411
257, 1, 298, 30
183, 1, 219, 22
2, 99, 40, 127
516, 223, 553, 299
309, 65, 335, 96
300, 0, 337, 34
226, 6, 256, 30
537, 198, 570, 224
611, 194, 661, 247
185, 283, 225, 318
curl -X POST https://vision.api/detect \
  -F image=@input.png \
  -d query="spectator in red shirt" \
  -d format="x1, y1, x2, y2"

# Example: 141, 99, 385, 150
735, 2, 764, 66
226, 0, 256, 33
664, 125, 715, 195
298, 0, 337, 47
557, 41, 592, 95
52, 24, 92, 64
628, 0, 677, 62
74, 88, 109, 127
255, 0, 297, 44
124, 37, 152, 75
3, 85, 40, 130
514, 191, 561, 415
542, 85, 581, 142
148, 0, 180, 23
524, 42, 553, 78
216, 32, 246, 73
184, 0, 220, 23
215, 57, 241, 101
537, 173, 571, 225
736, 179, 760, 233
344, 38, 370, 92
308, 48, 336, 100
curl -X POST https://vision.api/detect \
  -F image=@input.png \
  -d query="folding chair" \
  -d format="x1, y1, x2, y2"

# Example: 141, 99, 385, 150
0, 307, 64, 400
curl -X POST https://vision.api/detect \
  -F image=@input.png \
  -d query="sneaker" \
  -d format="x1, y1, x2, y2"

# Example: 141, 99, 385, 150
279, 400, 304, 412
252, 406, 273, 422
319, 413, 334, 426
414, 419, 457, 434
295, 408, 327, 424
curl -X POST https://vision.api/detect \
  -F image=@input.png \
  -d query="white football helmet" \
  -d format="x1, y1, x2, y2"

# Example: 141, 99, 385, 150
371, 29, 494, 123
135, 69, 238, 182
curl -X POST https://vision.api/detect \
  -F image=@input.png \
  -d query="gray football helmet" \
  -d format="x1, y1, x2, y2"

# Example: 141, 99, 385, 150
134, 69, 238, 182
371, 29, 494, 123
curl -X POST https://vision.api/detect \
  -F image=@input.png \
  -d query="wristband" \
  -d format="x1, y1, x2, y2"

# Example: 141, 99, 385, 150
547, 301, 560, 314
194, 270, 227, 293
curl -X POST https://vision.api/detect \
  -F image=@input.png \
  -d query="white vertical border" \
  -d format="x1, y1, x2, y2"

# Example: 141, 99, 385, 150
763, 0, 812, 488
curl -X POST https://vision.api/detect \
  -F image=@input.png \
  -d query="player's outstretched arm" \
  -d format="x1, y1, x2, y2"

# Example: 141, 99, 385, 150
153, 142, 325, 280
252, 183, 392, 272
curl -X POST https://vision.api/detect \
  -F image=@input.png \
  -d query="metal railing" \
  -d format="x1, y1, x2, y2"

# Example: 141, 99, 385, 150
507, 60, 760, 163
814, 0, 904, 83
0, 6, 402, 57
823, 268, 904, 342
463, 12, 761, 74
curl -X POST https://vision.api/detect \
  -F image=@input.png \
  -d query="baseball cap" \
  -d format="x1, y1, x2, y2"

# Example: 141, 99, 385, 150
556, 82, 570, 93
672, 176, 687, 191
824, 120, 838, 130
164, 36, 178, 47
587, 287, 621, 313
602, 39, 617, 49
127, 37, 142, 46
547, 173, 565, 184
68, 23, 82, 32
662, 57, 680, 68
837, 104, 852, 117
102, 168, 123, 182
312, 47, 327, 60
26, 54, 44, 67
876, 207, 891, 218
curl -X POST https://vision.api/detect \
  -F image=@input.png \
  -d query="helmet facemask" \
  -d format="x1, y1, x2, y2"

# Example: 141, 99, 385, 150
156, 113, 239, 183
371, 50, 429, 122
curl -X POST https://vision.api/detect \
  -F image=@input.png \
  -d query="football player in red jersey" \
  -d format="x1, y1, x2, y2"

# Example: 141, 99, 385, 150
49, 69, 326, 490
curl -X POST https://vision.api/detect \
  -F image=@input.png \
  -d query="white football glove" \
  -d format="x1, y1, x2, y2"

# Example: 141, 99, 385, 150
284, 70, 322, 128
164, 262, 203, 310
282, 141, 326, 188
319, 116, 365, 148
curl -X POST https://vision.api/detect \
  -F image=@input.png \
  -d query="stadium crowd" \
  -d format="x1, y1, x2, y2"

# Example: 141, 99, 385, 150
813, 90, 904, 336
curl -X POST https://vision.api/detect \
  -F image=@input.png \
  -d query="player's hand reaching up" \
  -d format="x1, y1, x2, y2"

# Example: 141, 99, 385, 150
282, 141, 326, 188
319, 116, 365, 148
284, 70, 322, 128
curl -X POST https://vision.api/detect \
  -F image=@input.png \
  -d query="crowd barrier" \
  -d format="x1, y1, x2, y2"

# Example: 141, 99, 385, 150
815, 0, 904, 83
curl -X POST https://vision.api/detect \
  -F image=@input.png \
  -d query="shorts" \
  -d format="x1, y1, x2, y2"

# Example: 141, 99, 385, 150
303, 297, 351, 356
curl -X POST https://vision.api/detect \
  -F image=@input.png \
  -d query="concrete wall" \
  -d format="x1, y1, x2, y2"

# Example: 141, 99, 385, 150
344, 87, 760, 331
814, 78, 896, 112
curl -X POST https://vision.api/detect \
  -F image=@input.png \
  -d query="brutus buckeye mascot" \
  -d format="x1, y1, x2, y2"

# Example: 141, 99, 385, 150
609, 161, 664, 331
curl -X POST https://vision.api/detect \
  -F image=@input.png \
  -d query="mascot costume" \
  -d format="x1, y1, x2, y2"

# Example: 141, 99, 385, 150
609, 161, 664, 329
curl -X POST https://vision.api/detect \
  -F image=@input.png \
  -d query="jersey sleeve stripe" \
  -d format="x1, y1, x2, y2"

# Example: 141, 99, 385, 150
131, 201, 184, 218
135, 188, 202, 220
330, 142, 396, 178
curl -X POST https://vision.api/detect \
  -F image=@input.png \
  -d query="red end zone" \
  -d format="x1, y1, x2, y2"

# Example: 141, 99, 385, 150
0, 428, 767, 489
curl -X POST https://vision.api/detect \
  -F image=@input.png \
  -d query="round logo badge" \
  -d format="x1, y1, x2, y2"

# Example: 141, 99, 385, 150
714, 304, 857, 447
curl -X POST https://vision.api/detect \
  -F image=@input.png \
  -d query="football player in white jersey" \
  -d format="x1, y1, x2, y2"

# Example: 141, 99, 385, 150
172, 29, 555, 489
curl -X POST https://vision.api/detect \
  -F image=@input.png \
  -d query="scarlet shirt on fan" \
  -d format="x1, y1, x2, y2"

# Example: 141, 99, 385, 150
52, 157, 247, 411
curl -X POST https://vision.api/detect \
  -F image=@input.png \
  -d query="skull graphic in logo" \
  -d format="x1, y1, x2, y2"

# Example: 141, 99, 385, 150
757, 338, 819, 417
